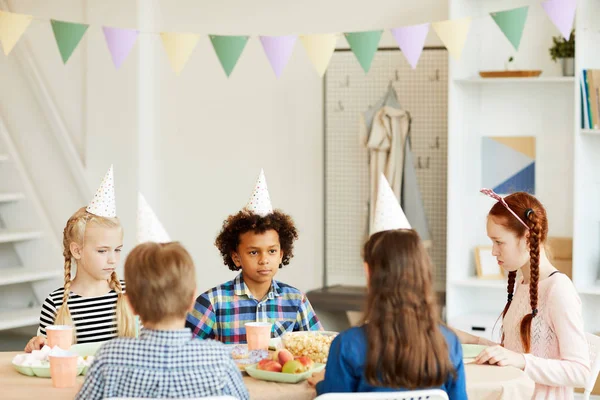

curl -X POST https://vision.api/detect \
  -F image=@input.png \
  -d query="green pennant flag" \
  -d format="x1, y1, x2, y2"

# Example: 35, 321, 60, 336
491, 6, 529, 51
344, 30, 383, 73
51, 19, 89, 64
209, 35, 249, 77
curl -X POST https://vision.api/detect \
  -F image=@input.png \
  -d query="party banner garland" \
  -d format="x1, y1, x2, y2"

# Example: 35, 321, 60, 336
0, 0, 576, 76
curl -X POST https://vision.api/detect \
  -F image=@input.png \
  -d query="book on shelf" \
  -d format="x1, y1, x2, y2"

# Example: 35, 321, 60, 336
581, 69, 600, 130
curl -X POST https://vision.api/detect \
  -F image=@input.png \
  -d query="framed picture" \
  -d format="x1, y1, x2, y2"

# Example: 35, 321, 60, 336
475, 246, 504, 279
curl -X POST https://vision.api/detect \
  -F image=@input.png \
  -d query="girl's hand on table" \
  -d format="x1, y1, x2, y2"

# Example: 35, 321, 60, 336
24, 336, 46, 353
307, 370, 325, 387
475, 345, 525, 369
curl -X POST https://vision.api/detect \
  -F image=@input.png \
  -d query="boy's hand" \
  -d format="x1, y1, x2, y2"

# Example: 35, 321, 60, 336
24, 336, 46, 353
307, 369, 325, 387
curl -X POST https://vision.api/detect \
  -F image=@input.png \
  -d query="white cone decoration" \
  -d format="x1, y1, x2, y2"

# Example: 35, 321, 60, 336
86, 165, 116, 218
372, 174, 411, 234
137, 193, 171, 243
245, 169, 273, 217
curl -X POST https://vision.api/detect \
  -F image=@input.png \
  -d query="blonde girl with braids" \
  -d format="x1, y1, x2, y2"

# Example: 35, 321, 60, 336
456, 191, 589, 399
24, 207, 135, 352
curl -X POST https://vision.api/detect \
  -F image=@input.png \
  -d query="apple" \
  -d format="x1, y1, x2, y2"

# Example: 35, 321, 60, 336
277, 349, 294, 366
282, 359, 304, 374
257, 359, 282, 372
294, 356, 314, 371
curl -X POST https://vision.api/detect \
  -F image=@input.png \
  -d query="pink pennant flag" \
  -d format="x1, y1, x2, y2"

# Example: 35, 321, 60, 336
391, 23, 430, 69
102, 26, 139, 69
260, 35, 297, 78
480, 188, 529, 229
542, 0, 576, 40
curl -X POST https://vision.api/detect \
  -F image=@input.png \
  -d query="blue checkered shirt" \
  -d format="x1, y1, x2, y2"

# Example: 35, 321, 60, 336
75, 328, 249, 400
186, 273, 322, 344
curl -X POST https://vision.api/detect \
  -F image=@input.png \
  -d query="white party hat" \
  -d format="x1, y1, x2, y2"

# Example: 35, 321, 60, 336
137, 193, 171, 243
371, 174, 411, 234
245, 169, 273, 217
86, 165, 116, 218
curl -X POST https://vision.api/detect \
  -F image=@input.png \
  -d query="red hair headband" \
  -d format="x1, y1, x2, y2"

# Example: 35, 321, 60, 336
480, 188, 529, 230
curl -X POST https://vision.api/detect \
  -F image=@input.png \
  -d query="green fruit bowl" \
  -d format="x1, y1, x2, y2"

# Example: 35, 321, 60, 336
12, 341, 104, 378
245, 363, 325, 384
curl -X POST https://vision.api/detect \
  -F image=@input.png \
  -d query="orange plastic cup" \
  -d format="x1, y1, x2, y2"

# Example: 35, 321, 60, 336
49, 354, 78, 388
245, 322, 272, 351
46, 325, 73, 350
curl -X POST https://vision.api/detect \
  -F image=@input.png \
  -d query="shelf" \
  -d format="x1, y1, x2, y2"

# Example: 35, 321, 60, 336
455, 77, 575, 84
450, 278, 506, 289
0, 193, 24, 203
581, 129, 600, 136
0, 231, 42, 243
0, 307, 39, 330
0, 266, 61, 287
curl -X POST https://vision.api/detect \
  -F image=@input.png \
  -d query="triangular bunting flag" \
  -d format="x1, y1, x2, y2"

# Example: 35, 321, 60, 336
300, 34, 338, 77
102, 26, 139, 69
260, 35, 297, 78
160, 32, 200, 75
86, 165, 116, 218
210, 35, 249, 77
391, 23, 430, 69
432, 18, 471, 61
245, 169, 273, 217
372, 174, 411, 235
0, 11, 33, 55
138, 193, 171, 243
344, 30, 383, 73
490, 7, 529, 51
50, 19, 89, 64
542, 0, 576, 40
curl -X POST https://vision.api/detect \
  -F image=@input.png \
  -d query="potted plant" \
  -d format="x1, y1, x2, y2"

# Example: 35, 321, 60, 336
549, 30, 575, 76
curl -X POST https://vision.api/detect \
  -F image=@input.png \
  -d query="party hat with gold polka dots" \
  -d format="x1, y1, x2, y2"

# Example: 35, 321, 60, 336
86, 165, 116, 218
137, 193, 171, 243
245, 169, 273, 217
371, 173, 411, 235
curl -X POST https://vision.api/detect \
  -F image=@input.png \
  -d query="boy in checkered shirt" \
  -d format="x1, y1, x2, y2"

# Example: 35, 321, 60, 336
186, 170, 322, 343
76, 242, 248, 400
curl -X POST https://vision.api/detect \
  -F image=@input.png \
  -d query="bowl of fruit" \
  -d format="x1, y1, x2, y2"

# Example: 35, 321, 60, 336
280, 331, 338, 364
245, 348, 325, 384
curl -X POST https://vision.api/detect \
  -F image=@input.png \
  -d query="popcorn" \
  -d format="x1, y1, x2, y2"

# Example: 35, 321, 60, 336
281, 332, 337, 364
12, 345, 93, 368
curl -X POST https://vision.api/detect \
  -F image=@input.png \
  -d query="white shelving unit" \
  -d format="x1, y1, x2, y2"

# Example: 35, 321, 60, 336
447, 0, 600, 336
455, 76, 575, 84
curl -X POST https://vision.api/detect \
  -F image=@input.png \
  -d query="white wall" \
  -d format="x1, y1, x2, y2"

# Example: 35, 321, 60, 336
97, 0, 447, 294
4, 0, 447, 296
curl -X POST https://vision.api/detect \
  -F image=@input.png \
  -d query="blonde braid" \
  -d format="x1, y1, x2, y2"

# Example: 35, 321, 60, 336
110, 271, 136, 337
53, 219, 77, 341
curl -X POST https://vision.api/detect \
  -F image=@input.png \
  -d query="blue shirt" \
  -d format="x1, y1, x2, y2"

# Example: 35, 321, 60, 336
76, 328, 249, 400
316, 325, 467, 399
186, 273, 322, 343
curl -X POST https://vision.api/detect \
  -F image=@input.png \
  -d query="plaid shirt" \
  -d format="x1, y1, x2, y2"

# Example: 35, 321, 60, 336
186, 273, 322, 343
75, 328, 248, 400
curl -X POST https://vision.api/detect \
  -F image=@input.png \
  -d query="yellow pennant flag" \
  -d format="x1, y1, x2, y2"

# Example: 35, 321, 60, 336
300, 34, 338, 77
432, 17, 471, 61
0, 11, 33, 55
160, 32, 200, 75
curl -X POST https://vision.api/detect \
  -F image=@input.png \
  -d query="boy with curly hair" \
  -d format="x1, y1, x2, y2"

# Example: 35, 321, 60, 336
186, 170, 322, 343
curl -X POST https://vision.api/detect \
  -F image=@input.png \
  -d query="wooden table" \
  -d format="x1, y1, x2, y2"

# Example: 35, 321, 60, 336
1, 352, 534, 399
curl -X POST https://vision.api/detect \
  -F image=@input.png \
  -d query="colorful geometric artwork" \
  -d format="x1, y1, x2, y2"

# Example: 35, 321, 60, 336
482, 136, 535, 195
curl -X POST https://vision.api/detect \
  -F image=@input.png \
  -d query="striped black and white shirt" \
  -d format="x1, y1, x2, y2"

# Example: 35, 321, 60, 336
38, 281, 126, 344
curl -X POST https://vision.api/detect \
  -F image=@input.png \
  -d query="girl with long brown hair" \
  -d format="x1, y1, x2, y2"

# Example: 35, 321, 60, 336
309, 229, 466, 398
457, 190, 589, 399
